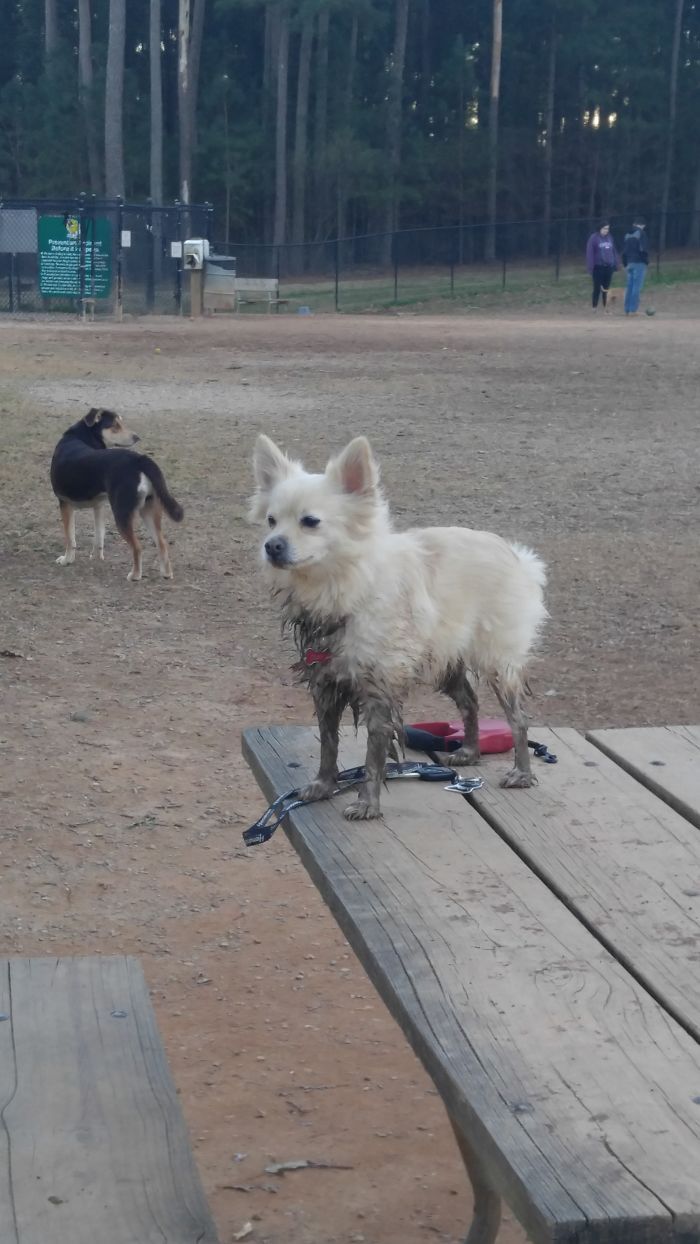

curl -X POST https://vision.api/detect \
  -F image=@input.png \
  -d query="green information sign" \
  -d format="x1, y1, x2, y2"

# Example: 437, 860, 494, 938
38, 215, 112, 299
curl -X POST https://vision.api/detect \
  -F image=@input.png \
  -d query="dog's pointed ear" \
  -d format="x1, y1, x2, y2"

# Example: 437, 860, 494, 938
253, 434, 295, 492
249, 434, 298, 522
84, 408, 102, 426
327, 437, 378, 496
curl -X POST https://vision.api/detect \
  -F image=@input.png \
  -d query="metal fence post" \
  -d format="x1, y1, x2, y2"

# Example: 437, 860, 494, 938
393, 232, 399, 302
554, 224, 561, 281
89, 193, 97, 302
78, 192, 87, 316
334, 237, 340, 312
450, 226, 457, 295
175, 201, 183, 315
146, 198, 155, 311
116, 197, 124, 320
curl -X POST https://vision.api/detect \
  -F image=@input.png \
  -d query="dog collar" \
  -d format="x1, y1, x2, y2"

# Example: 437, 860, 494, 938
303, 648, 332, 667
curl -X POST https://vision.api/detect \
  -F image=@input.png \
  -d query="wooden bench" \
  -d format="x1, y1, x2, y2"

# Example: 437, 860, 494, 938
244, 723, 700, 1243
0, 955, 219, 1243
234, 277, 288, 313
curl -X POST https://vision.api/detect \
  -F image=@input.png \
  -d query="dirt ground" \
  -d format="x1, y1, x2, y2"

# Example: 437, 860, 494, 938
1, 295, 699, 1244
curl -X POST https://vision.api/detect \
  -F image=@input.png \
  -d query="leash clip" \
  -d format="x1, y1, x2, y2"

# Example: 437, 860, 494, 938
445, 776, 485, 795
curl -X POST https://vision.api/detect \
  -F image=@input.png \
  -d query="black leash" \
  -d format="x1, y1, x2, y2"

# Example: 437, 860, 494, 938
243, 761, 484, 846
529, 740, 558, 763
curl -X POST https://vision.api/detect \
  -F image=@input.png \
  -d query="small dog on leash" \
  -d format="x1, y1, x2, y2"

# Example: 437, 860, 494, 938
50, 408, 184, 580
251, 434, 547, 820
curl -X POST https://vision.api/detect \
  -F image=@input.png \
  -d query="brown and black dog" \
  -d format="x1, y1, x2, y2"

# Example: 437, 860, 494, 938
50, 408, 184, 580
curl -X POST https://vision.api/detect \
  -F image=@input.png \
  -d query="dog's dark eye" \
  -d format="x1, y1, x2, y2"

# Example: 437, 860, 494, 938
267, 515, 276, 528
300, 515, 320, 529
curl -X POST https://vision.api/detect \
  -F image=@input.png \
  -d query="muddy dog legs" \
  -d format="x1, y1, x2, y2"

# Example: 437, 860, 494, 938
490, 680, 534, 788
300, 684, 349, 803
435, 664, 480, 766
345, 694, 396, 821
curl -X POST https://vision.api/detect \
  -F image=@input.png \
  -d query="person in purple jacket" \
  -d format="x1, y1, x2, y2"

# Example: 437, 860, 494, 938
585, 222, 619, 311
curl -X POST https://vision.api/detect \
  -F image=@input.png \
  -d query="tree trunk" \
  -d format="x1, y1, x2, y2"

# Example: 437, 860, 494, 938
223, 80, 232, 244
571, 64, 586, 221
176, 0, 205, 208
189, 0, 207, 196
457, 35, 465, 261
264, 3, 275, 96
313, 7, 330, 240
104, 0, 126, 199
659, 0, 684, 254
45, 0, 58, 63
78, 0, 101, 192
336, 12, 359, 241
149, 0, 164, 286
150, 0, 163, 203
273, 7, 290, 248
541, 16, 556, 256
485, 0, 503, 262
420, 0, 430, 117
587, 140, 600, 221
292, 15, 314, 255
382, 0, 410, 261
178, 0, 192, 203
263, 4, 279, 240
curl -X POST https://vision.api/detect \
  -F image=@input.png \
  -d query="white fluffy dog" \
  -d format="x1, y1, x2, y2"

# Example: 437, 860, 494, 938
251, 433, 547, 820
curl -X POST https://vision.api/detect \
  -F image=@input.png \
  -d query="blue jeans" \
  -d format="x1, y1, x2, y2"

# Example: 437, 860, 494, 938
624, 262, 647, 313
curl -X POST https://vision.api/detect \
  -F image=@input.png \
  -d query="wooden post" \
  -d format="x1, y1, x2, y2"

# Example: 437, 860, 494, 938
190, 267, 203, 317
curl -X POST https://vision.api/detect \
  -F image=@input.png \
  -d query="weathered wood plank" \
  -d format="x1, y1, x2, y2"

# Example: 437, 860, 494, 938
588, 724, 700, 830
243, 725, 700, 1244
470, 727, 700, 1042
0, 964, 14, 1232
1, 956, 219, 1244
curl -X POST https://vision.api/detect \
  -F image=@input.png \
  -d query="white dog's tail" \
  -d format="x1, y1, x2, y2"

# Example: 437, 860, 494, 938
510, 542, 547, 590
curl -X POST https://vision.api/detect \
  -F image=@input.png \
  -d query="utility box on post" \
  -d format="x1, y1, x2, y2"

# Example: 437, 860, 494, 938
184, 238, 209, 317
183, 238, 209, 270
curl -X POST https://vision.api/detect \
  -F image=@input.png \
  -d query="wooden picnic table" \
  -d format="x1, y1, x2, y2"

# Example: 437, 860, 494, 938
244, 723, 700, 1244
0, 956, 219, 1244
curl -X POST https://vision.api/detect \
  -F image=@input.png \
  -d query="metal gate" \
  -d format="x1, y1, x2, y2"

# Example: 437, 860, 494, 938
0, 196, 213, 316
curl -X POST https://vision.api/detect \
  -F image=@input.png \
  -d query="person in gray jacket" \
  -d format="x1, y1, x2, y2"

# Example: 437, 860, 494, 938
622, 218, 649, 315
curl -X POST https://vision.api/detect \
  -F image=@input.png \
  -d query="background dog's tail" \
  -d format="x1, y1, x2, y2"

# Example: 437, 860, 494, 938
139, 456, 184, 523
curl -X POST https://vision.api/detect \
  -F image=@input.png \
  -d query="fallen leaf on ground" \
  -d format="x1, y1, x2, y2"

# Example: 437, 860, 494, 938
219, 1183, 278, 1195
264, 1159, 354, 1175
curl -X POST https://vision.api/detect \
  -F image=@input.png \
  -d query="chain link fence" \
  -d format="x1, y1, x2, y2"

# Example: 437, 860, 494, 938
0, 196, 213, 316
2, 199, 699, 316
215, 209, 700, 314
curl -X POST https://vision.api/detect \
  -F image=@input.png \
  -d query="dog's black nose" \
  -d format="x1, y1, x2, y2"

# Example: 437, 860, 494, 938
265, 535, 289, 564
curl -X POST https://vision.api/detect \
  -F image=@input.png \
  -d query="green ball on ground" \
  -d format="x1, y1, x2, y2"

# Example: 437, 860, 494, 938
645, 307, 656, 316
